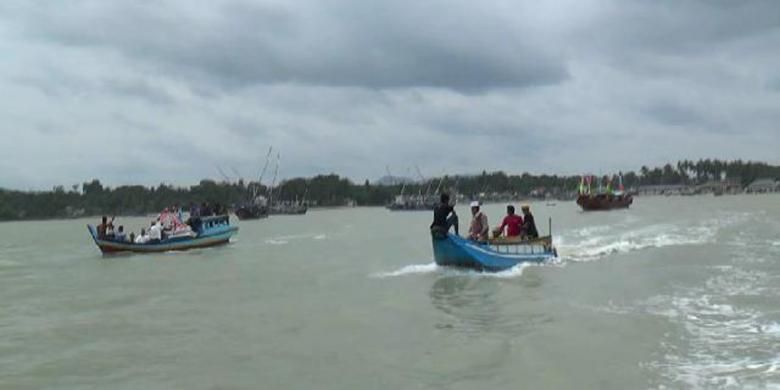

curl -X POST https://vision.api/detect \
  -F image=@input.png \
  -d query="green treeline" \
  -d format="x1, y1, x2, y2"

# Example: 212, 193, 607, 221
0, 159, 778, 221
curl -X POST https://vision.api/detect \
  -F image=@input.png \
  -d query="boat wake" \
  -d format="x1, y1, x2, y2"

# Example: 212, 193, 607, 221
372, 262, 439, 278
642, 293, 780, 388
557, 215, 742, 262
372, 261, 543, 279
588, 241, 780, 388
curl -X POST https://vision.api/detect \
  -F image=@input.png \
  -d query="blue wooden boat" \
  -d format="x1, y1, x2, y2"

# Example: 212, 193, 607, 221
431, 232, 557, 272
87, 215, 238, 254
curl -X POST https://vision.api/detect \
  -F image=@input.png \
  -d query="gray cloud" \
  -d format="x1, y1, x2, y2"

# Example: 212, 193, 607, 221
13, 1, 567, 92
0, 0, 779, 189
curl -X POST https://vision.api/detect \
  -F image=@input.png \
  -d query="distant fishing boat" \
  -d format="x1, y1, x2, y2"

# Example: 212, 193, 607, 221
269, 202, 308, 215
386, 195, 436, 211
386, 166, 443, 212
234, 203, 269, 220
431, 232, 557, 272
266, 152, 309, 216
235, 146, 273, 220
576, 194, 633, 211
576, 174, 633, 211
87, 215, 238, 254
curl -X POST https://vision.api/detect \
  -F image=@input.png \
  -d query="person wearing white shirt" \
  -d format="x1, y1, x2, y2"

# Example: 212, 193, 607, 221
149, 221, 163, 242
135, 228, 150, 244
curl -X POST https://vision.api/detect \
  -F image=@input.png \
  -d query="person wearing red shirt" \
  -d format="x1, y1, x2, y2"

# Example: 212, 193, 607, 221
498, 205, 523, 237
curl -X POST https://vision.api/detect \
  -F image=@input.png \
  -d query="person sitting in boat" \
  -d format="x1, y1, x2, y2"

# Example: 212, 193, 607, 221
497, 205, 523, 238
135, 228, 150, 244
430, 193, 458, 237
149, 220, 163, 243
468, 201, 489, 241
521, 205, 539, 238
114, 226, 127, 242
96, 216, 115, 239
105, 222, 116, 240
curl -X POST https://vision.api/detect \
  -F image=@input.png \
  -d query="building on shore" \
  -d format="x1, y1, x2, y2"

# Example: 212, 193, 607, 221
697, 178, 742, 194
745, 178, 780, 193
637, 184, 689, 196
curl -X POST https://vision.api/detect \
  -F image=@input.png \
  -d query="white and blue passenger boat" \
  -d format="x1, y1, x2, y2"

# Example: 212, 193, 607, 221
87, 215, 238, 254
431, 232, 557, 272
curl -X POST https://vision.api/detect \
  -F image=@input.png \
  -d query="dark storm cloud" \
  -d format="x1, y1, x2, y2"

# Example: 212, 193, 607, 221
16, 1, 567, 93
585, 0, 780, 55
1, 0, 780, 190
641, 101, 706, 127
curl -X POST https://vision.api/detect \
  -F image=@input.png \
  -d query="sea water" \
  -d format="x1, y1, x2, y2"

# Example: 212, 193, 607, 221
0, 195, 778, 389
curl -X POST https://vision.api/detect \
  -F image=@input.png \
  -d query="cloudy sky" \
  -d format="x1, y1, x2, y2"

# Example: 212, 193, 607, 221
1, 0, 779, 190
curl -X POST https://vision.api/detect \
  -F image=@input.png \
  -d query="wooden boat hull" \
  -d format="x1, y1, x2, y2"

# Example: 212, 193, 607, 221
87, 223, 238, 254
234, 205, 269, 220
576, 194, 633, 211
431, 233, 555, 272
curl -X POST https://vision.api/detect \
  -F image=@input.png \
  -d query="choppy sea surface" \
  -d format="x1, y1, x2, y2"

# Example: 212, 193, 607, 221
1, 195, 778, 389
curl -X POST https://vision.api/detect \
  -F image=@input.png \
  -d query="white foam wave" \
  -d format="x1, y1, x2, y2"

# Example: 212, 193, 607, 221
265, 239, 288, 245
482, 262, 534, 279
558, 223, 716, 262
313, 234, 326, 240
372, 262, 439, 278
372, 261, 541, 279
642, 288, 780, 388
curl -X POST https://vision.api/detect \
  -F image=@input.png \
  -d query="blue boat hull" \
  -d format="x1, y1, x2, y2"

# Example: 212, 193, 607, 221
87, 216, 238, 254
432, 233, 555, 272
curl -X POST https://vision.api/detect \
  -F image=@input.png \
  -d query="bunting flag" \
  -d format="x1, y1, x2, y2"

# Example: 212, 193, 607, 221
585, 175, 593, 194
159, 208, 187, 231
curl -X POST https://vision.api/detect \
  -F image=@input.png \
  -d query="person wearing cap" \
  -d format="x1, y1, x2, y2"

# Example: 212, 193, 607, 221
497, 205, 523, 237
521, 205, 539, 238
468, 201, 489, 241
430, 193, 458, 236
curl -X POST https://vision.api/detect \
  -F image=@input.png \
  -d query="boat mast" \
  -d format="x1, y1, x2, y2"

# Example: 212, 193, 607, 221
253, 146, 274, 200
415, 166, 431, 200
268, 152, 280, 206
399, 168, 409, 198
434, 174, 445, 196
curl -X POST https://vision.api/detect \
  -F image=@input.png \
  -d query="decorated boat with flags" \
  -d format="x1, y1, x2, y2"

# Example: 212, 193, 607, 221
576, 174, 633, 211
87, 215, 238, 254
431, 232, 556, 272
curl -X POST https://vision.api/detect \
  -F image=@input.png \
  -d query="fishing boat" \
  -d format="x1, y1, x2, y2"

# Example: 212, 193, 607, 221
266, 152, 309, 215
235, 146, 274, 221
576, 193, 633, 211
386, 167, 445, 212
576, 174, 633, 211
269, 202, 308, 215
386, 195, 436, 211
431, 232, 556, 272
234, 202, 269, 220
87, 215, 238, 254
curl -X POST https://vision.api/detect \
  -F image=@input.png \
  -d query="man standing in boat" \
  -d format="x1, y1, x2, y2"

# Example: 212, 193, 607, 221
430, 193, 458, 236
468, 201, 489, 241
521, 205, 539, 238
